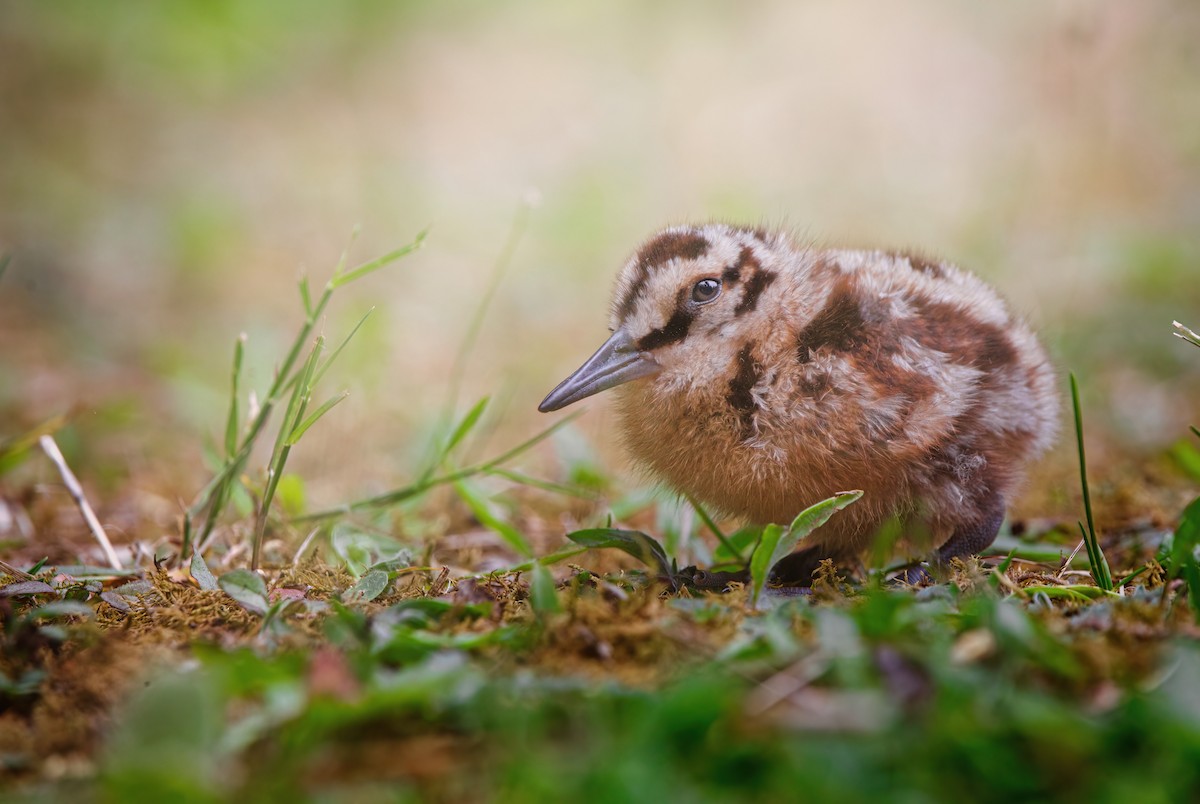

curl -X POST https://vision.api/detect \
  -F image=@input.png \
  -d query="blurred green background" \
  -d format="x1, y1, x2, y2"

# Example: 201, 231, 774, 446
1, 0, 1198, 515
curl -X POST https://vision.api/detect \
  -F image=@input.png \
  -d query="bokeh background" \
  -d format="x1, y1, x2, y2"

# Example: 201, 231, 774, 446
1, 1, 1198, 540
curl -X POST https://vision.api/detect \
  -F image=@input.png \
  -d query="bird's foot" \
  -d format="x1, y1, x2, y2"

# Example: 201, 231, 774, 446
676, 566, 750, 593
899, 563, 934, 586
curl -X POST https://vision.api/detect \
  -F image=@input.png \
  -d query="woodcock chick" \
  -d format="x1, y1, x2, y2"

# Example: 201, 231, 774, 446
539, 223, 1058, 582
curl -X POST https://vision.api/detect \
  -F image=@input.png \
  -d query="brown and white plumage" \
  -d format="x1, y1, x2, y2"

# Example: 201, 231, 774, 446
540, 223, 1058, 581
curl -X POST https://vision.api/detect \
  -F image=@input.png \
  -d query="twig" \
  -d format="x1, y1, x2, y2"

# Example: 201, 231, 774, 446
0, 558, 36, 581
39, 435, 122, 569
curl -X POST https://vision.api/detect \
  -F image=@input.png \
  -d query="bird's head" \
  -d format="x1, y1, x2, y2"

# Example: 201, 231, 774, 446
539, 224, 783, 412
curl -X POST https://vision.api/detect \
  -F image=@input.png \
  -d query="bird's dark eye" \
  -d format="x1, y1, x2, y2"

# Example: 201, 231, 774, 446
692, 278, 721, 304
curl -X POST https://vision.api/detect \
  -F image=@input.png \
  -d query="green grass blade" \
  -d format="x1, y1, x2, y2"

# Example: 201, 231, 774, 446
454, 478, 533, 558
312, 308, 373, 389
502, 545, 591, 573
298, 274, 313, 317
684, 492, 744, 564
0, 254, 10, 283
1115, 564, 1151, 588
294, 412, 582, 522
442, 397, 490, 460
475, 411, 583, 473
331, 227, 428, 289
749, 490, 863, 606
446, 204, 529, 412
254, 337, 323, 568
1070, 373, 1112, 591
286, 391, 349, 447
484, 467, 599, 500
224, 334, 245, 458
1191, 425, 1200, 441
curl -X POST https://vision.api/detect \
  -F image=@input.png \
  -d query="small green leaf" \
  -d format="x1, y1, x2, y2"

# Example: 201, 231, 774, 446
565, 528, 672, 577
219, 569, 269, 615
748, 490, 863, 607
748, 524, 785, 606
276, 473, 306, 517
29, 600, 94, 619
190, 553, 219, 591
343, 569, 390, 604
529, 563, 560, 614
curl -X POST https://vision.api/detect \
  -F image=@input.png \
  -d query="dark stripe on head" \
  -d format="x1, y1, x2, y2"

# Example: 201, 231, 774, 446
616, 231, 710, 321
795, 284, 868, 363
733, 247, 777, 317
726, 343, 762, 438
636, 306, 695, 351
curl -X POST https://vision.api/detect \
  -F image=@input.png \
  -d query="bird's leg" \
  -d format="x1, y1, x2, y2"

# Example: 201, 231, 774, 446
768, 544, 828, 587
935, 499, 1006, 565
903, 498, 1006, 584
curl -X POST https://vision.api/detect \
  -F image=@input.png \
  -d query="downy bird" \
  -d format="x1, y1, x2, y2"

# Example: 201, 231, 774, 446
539, 223, 1057, 583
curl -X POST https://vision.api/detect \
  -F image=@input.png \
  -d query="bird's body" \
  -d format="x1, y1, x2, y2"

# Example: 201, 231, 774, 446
540, 223, 1058, 580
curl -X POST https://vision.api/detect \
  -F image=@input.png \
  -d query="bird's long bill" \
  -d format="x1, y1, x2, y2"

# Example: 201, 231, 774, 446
538, 328, 661, 412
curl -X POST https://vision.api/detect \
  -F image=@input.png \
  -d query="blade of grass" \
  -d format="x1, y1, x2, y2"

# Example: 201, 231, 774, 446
294, 411, 583, 523
684, 492, 744, 564
298, 274, 313, 318
454, 478, 532, 558
442, 397, 490, 459
0, 254, 9, 283
416, 203, 530, 482
501, 545, 591, 573
446, 203, 529, 419
253, 337, 323, 569
484, 467, 599, 500
311, 308, 373, 389
286, 391, 348, 446
188, 231, 425, 552
0, 413, 68, 470
224, 334, 246, 458
1070, 373, 1112, 591
331, 228, 428, 288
